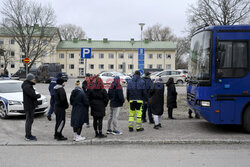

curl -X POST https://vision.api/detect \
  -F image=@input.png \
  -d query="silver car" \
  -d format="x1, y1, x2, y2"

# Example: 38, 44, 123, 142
151, 70, 187, 85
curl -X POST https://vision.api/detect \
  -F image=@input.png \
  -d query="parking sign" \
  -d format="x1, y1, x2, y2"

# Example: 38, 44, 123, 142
81, 48, 91, 59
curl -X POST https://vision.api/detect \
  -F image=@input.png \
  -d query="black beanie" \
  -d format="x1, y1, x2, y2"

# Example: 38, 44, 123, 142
57, 78, 64, 85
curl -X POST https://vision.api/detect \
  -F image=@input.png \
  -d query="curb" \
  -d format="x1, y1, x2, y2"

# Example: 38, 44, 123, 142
1, 139, 250, 146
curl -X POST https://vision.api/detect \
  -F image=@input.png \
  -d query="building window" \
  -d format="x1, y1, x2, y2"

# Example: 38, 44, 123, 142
59, 53, 64, 59
108, 64, 114, 70
109, 53, 114, 59
69, 53, 74, 59
79, 58, 84, 64
148, 54, 153, 59
118, 64, 124, 69
91, 54, 94, 58
166, 54, 171, 59
10, 63, 15, 68
42, 40, 47, 45
61, 64, 64, 69
128, 64, 134, 69
0, 64, 4, 68
32, 39, 37, 45
42, 52, 47, 57
157, 64, 162, 69
0, 39, 4, 44
157, 54, 162, 59
69, 64, 74, 69
128, 53, 133, 59
118, 53, 124, 59
89, 64, 94, 69
148, 64, 153, 69
10, 51, 15, 57
99, 53, 104, 59
99, 64, 104, 69
166, 64, 171, 69
9, 39, 15, 45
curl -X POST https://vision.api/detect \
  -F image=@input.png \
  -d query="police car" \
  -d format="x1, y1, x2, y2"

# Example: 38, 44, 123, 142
0, 79, 48, 118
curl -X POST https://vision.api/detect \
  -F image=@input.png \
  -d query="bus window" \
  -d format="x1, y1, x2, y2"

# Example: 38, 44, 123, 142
216, 41, 248, 78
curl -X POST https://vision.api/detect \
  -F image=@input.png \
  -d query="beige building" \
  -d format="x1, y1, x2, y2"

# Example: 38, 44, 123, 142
0, 27, 61, 75
0, 27, 176, 77
56, 38, 176, 77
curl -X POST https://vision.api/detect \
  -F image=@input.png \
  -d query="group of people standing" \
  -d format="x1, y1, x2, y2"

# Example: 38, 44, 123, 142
22, 70, 178, 141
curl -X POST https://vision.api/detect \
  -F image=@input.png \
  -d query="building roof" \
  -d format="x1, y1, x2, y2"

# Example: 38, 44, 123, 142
0, 26, 60, 38
56, 39, 176, 51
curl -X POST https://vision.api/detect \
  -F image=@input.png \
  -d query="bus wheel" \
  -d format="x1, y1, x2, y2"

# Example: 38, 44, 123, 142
243, 106, 250, 133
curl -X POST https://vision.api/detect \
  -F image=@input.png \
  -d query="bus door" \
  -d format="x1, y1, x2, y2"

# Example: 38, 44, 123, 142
215, 37, 249, 123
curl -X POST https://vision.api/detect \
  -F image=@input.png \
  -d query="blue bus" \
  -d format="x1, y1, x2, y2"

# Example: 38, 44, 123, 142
187, 25, 250, 133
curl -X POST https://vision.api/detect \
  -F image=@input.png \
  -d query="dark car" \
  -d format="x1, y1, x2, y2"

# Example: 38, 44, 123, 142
36, 63, 62, 83
12, 67, 37, 79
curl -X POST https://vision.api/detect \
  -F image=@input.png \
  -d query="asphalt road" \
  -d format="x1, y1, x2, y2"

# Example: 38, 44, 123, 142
1, 144, 250, 167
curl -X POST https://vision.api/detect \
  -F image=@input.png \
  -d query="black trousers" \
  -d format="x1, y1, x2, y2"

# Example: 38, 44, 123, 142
73, 127, 82, 135
25, 109, 35, 138
93, 116, 103, 132
168, 107, 173, 118
54, 110, 66, 137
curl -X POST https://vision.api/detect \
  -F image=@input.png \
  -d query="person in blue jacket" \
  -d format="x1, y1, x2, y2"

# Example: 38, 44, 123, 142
107, 76, 125, 135
47, 72, 62, 121
127, 70, 147, 132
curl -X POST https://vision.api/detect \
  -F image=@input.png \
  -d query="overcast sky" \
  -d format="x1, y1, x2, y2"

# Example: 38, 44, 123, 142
2, 0, 198, 40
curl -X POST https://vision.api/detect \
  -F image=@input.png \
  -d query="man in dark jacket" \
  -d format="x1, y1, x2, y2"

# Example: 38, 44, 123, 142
142, 72, 154, 123
127, 70, 146, 132
107, 76, 125, 135
47, 72, 62, 121
22, 73, 41, 141
54, 78, 68, 141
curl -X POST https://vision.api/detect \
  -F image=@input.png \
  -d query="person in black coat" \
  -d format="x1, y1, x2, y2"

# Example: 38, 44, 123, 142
107, 76, 125, 135
54, 78, 69, 141
70, 80, 89, 141
88, 77, 109, 138
150, 78, 164, 129
22, 73, 41, 141
166, 77, 178, 119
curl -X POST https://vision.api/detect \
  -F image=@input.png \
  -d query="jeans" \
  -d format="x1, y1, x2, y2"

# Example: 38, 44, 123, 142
25, 109, 35, 138
48, 95, 55, 116
142, 99, 153, 122
107, 107, 120, 131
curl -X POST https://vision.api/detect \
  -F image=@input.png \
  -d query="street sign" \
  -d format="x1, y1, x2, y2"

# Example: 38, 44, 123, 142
138, 48, 145, 74
24, 58, 30, 64
81, 48, 91, 59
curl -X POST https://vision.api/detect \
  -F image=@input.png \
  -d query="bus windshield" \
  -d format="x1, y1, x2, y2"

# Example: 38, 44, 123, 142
189, 31, 211, 82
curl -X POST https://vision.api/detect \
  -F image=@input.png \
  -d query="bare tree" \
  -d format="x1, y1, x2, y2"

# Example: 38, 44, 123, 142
175, 37, 190, 69
143, 24, 175, 41
187, 0, 250, 32
0, 0, 57, 72
0, 46, 10, 72
59, 24, 86, 40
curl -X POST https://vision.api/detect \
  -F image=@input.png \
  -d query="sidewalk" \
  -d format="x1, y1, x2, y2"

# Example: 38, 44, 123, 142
1, 116, 250, 146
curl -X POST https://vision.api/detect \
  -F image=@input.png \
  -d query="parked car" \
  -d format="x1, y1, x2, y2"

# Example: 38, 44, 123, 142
12, 67, 37, 79
0, 80, 49, 119
36, 63, 62, 83
151, 70, 187, 85
98, 71, 131, 85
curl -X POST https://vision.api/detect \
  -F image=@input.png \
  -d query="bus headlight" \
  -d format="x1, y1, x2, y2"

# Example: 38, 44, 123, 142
200, 101, 211, 107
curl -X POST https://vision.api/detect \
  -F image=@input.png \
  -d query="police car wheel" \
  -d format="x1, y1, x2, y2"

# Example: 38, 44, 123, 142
0, 102, 8, 119
243, 106, 250, 133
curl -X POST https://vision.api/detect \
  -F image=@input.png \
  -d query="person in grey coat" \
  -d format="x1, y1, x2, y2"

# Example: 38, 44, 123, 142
70, 80, 89, 141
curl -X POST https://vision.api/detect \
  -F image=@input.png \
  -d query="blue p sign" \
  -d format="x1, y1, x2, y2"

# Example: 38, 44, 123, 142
81, 48, 91, 59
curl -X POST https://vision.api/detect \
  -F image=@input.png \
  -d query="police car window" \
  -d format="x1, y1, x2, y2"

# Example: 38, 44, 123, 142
0, 83, 22, 93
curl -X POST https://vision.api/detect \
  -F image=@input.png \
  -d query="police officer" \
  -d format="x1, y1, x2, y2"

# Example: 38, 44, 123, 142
127, 70, 147, 132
